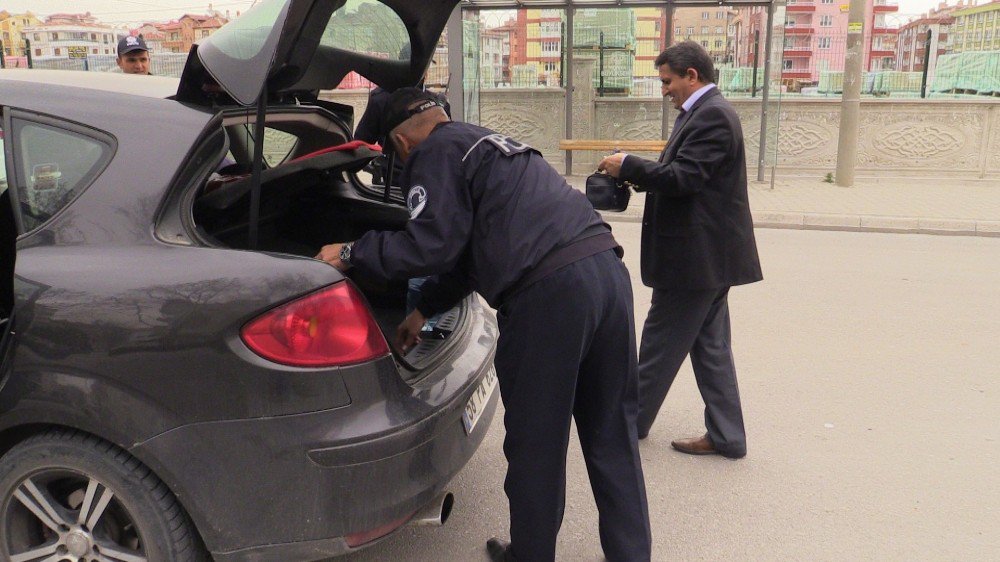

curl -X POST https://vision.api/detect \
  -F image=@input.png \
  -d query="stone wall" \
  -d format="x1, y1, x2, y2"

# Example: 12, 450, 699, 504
321, 89, 1000, 180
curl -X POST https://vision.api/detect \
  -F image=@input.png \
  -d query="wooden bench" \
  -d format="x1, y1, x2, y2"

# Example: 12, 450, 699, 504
558, 139, 667, 152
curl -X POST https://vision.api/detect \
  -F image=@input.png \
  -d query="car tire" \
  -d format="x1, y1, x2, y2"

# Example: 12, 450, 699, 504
0, 428, 207, 562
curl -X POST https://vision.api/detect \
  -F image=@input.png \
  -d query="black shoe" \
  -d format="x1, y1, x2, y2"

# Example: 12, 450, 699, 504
486, 537, 515, 561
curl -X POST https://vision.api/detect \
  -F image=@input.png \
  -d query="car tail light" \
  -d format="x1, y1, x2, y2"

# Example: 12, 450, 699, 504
241, 282, 389, 367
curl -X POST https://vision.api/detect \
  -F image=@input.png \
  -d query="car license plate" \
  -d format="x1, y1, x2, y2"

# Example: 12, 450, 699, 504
462, 365, 497, 434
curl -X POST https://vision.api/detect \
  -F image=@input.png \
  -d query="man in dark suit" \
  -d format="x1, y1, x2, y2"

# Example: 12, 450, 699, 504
598, 41, 762, 459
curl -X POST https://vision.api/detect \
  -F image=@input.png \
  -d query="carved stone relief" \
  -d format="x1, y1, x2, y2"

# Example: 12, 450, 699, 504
481, 92, 565, 162
858, 107, 982, 168
987, 105, 1000, 174
321, 89, 999, 177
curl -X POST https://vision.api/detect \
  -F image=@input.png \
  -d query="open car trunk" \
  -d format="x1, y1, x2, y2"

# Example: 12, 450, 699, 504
189, 121, 466, 371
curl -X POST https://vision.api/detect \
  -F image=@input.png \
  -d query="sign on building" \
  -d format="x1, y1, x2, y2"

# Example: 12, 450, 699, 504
67, 46, 88, 59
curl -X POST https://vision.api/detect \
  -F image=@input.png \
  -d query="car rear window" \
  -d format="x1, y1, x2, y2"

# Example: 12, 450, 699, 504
13, 120, 113, 232
321, 0, 410, 64
204, 0, 286, 60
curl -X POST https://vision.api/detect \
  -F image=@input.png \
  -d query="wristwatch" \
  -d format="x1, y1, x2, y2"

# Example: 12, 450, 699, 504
339, 241, 354, 265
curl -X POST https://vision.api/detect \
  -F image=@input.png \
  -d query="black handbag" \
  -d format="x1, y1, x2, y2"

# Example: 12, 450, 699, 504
585, 172, 631, 212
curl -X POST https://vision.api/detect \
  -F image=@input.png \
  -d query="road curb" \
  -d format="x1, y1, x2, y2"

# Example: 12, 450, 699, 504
600, 209, 998, 237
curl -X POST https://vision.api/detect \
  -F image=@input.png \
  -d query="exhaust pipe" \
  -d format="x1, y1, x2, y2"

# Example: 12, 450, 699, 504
408, 491, 454, 527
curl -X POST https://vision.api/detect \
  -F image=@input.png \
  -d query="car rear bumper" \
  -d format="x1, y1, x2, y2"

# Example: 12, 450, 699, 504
132, 298, 498, 561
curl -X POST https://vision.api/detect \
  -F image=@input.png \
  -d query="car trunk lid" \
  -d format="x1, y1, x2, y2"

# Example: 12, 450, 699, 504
176, 0, 459, 107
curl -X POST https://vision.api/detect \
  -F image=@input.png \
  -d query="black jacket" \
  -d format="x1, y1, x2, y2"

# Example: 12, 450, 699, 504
620, 88, 762, 290
351, 121, 609, 313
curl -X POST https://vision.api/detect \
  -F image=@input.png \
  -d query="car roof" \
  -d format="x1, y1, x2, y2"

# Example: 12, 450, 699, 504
0, 69, 181, 101
0, 70, 213, 140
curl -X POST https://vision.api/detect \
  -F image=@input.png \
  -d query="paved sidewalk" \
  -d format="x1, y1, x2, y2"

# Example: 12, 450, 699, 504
566, 175, 1000, 237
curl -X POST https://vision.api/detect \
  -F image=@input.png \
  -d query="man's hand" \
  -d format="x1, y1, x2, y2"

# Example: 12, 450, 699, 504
395, 310, 427, 353
597, 152, 627, 178
315, 243, 349, 271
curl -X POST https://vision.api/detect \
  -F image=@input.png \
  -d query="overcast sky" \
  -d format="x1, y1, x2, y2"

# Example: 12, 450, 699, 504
2, 0, 951, 26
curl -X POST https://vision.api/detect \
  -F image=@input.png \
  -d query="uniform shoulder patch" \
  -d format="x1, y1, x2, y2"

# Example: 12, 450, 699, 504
407, 185, 428, 219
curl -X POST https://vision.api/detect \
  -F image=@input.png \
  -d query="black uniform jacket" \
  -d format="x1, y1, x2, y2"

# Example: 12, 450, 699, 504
351, 121, 609, 315
619, 88, 762, 290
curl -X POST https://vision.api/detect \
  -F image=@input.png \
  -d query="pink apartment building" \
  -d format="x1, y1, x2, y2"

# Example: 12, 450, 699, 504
737, 0, 900, 84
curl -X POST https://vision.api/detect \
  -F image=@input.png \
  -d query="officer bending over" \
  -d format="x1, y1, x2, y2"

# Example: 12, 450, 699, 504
316, 88, 652, 562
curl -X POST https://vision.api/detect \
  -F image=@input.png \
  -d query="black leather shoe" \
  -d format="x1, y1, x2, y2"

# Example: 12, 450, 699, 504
486, 537, 515, 561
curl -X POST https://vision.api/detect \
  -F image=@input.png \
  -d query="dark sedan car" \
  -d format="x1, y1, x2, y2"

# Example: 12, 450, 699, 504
0, 1, 499, 561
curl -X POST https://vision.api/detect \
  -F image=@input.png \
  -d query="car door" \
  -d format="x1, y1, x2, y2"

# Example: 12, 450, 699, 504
0, 111, 18, 380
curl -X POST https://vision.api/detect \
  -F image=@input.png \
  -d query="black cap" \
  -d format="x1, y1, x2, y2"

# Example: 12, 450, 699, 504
117, 35, 149, 57
382, 87, 447, 135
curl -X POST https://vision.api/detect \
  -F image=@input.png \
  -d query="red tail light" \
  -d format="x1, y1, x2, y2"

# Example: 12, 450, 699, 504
241, 282, 390, 367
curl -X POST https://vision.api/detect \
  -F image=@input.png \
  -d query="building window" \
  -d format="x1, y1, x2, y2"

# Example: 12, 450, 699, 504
35, 48, 41, 56
674, 26, 681, 36
821, 0, 834, 3
702, 12, 710, 19
818, 37, 832, 49
686, 26, 694, 35
715, 27, 723, 34
717, 12, 726, 19
715, 39, 723, 48
783, 59, 793, 70
701, 40, 708, 47
54, 48, 61, 55
820, 15, 834, 27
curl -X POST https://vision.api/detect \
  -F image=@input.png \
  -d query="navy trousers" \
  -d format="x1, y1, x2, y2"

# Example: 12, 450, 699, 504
494, 249, 652, 562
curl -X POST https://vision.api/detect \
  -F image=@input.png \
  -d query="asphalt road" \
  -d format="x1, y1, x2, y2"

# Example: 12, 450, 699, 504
339, 227, 1000, 561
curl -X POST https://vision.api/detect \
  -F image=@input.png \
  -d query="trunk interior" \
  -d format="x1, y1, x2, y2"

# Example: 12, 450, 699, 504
190, 149, 464, 370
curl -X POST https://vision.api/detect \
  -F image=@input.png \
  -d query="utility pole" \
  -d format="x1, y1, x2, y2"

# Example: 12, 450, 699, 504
835, 0, 865, 187
920, 29, 933, 99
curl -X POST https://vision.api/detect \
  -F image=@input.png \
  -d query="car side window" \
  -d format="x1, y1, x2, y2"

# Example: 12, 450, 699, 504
263, 127, 298, 167
0, 126, 7, 196
13, 119, 112, 231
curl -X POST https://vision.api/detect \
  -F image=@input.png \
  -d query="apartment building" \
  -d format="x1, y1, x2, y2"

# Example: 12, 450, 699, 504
897, 3, 956, 73
0, 11, 41, 56
22, 13, 119, 59
950, 0, 1000, 52
737, 0, 899, 84
672, 7, 736, 64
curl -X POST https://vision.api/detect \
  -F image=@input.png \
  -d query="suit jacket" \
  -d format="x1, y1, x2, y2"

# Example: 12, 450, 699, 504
619, 87, 762, 290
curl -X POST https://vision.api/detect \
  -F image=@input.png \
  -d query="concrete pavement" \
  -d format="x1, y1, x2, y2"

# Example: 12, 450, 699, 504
338, 227, 1000, 561
565, 175, 1000, 237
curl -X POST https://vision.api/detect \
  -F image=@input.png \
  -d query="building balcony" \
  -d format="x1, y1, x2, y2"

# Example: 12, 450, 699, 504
784, 26, 815, 35
873, 27, 899, 35
781, 71, 812, 79
870, 49, 896, 57
873, 0, 899, 13
784, 50, 813, 57
787, 3, 817, 12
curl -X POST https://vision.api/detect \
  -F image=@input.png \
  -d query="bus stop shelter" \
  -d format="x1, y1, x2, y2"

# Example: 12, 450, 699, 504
446, 0, 785, 180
